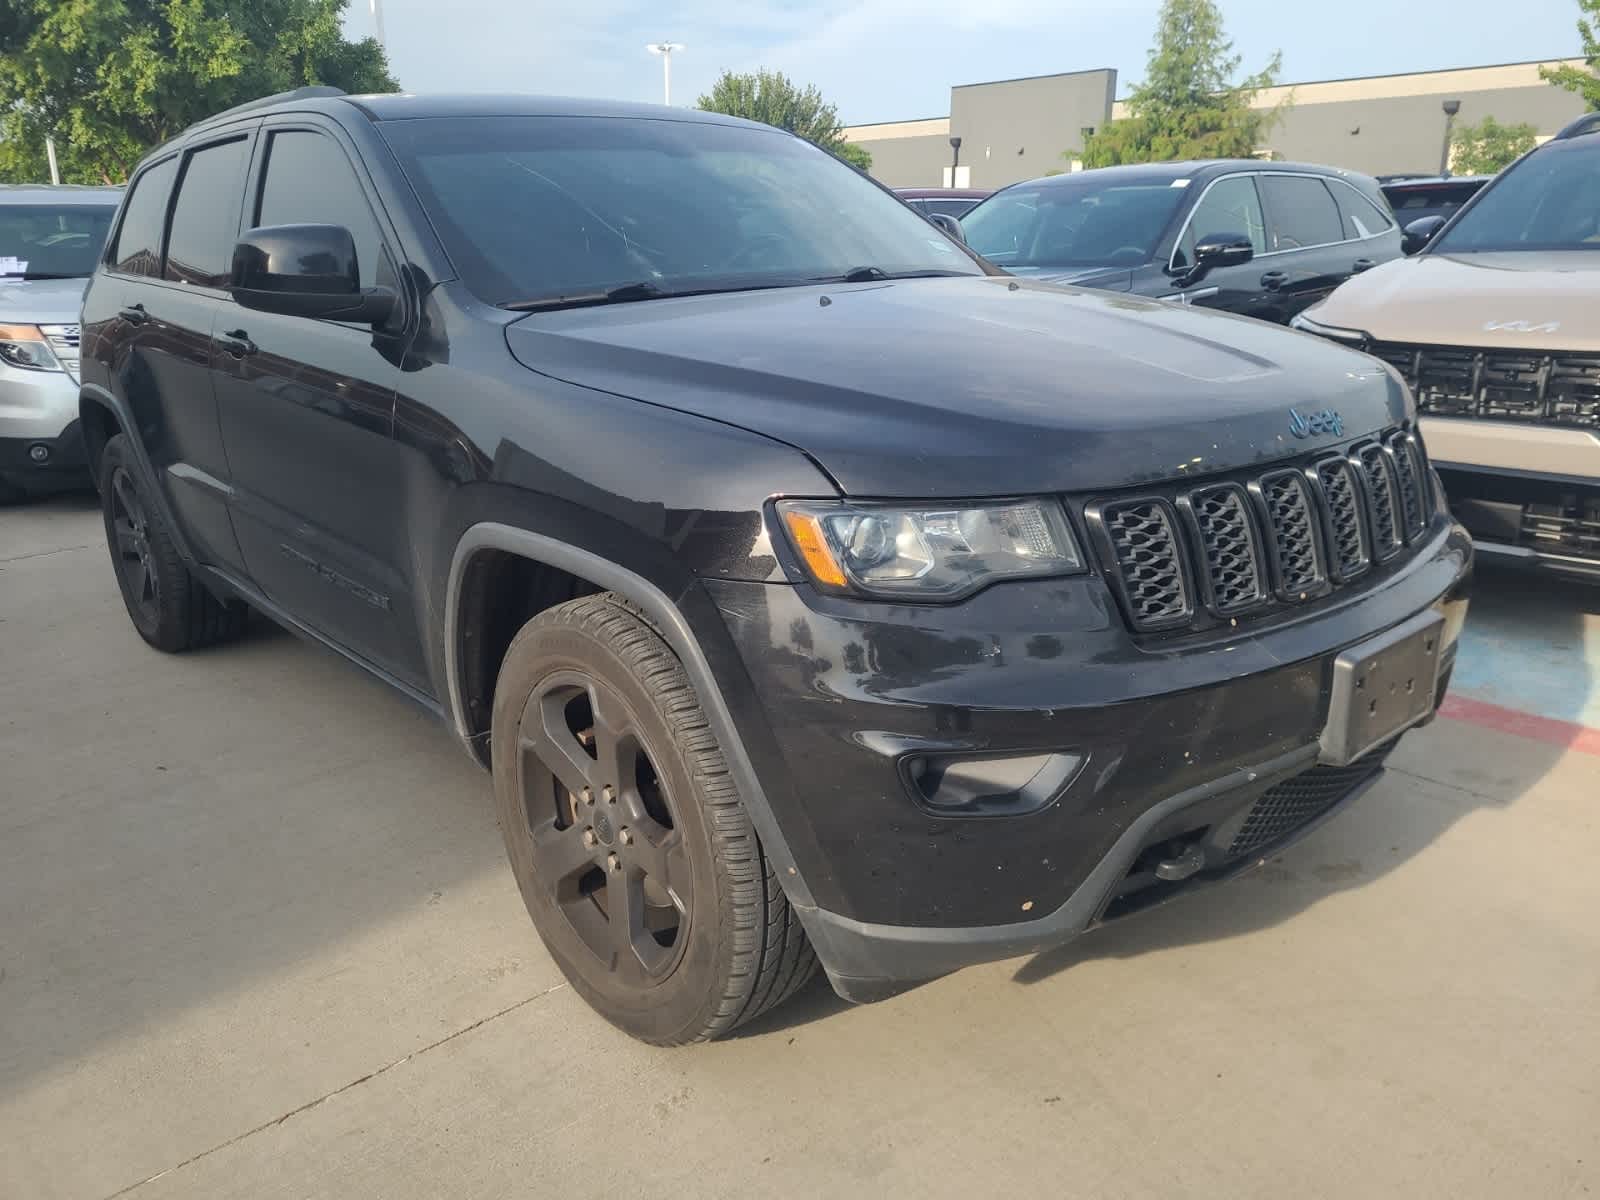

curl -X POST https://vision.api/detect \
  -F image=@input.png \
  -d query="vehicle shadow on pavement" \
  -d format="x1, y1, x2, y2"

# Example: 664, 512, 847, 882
1012, 569, 1595, 988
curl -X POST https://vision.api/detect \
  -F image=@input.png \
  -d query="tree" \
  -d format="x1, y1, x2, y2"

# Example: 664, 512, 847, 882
0, 0, 396, 185
1450, 115, 1539, 174
1541, 0, 1600, 110
697, 68, 872, 172
1072, 0, 1286, 168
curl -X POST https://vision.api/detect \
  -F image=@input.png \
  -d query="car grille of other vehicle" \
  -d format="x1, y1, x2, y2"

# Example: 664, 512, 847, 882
1227, 746, 1392, 860
40, 324, 80, 382
1369, 342, 1600, 431
1088, 431, 1433, 634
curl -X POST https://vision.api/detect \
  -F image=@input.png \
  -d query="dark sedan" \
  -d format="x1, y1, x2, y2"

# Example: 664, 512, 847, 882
1380, 175, 1491, 227
895, 187, 991, 219
959, 160, 1402, 323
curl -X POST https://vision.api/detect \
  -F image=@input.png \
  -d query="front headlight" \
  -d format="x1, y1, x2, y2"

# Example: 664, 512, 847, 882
778, 498, 1084, 600
1288, 312, 1367, 343
0, 324, 63, 372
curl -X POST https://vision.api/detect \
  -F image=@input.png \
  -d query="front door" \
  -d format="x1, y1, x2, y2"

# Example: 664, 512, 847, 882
1168, 174, 1278, 321
212, 121, 427, 688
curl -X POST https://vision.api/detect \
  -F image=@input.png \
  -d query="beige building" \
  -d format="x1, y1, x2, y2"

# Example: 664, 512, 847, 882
844, 59, 1590, 189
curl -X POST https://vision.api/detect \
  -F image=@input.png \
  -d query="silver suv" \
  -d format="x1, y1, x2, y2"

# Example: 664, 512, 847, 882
0, 184, 122, 501
1293, 114, 1600, 582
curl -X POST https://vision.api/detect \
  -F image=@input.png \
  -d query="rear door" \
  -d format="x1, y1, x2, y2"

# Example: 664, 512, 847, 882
1166, 172, 1276, 318
211, 118, 425, 686
1326, 177, 1401, 274
1256, 173, 1350, 321
86, 132, 255, 574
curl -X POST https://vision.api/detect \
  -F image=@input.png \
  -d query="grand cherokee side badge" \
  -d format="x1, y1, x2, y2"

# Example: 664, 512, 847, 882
1289, 407, 1344, 438
1484, 319, 1560, 333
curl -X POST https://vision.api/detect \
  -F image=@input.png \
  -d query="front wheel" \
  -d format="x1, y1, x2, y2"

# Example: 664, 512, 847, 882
491, 595, 816, 1044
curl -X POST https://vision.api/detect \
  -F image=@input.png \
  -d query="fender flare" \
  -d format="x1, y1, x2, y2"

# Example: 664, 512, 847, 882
78, 384, 197, 562
443, 522, 817, 911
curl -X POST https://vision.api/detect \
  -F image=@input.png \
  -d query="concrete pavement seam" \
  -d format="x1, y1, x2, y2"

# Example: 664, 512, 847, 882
100, 980, 570, 1199
1386, 762, 1511, 806
0, 542, 98, 564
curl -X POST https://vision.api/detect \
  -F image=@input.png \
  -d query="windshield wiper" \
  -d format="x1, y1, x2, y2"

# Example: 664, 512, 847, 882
501, 280, 670, 312
815, 267, 971, 283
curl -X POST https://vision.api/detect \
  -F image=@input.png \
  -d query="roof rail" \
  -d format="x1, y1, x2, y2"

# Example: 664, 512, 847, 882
201, 85, 347, 126
1555, 111, 1600, 140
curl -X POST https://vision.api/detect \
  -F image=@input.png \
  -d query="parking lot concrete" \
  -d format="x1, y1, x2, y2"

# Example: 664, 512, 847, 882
3, 495, 1598, 1200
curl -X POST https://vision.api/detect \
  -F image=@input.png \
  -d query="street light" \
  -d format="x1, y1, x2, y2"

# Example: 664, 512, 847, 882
646, 42, 684, 106
1440, 99, 1461, 176
370, 0, 386, 50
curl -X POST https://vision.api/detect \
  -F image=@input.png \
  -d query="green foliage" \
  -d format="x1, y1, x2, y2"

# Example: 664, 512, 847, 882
1541, 0, 1600, 110
697, 68, 872, 173
1072, 0, 1285, 168
0, 0, 396, 185
1450, 116, 1539, 174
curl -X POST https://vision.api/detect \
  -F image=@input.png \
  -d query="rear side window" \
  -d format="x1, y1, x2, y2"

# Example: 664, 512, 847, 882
1329, 180, 1393, 240
110, 157, 179, 276
1260, 175, 1344, 250
165, 137, 251, 287
255, 130, 384, 287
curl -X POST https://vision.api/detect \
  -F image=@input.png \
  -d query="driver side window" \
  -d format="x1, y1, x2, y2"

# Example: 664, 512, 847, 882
1176, 176, 1267, 268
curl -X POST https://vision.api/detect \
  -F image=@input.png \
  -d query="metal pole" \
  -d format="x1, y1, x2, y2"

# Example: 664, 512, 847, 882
45, 137, 60, 185
370, 0, 387, 49
646, 44, 683, 107
1439, 100, 1461, 176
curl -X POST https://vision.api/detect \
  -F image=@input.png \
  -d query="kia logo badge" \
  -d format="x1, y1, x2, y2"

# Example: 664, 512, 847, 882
1289, 408, 1343, 439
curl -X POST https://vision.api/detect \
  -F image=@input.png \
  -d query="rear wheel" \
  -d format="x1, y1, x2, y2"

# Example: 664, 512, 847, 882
491, 594, 815, 1044
98, 433, 247, 652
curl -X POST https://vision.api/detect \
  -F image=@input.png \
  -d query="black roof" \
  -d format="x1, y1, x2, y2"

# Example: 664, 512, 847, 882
185, 86, 767, 134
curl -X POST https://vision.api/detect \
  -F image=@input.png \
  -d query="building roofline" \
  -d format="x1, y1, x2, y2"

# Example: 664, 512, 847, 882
1114, 55, 1581, 103
951, 66, 1117, 91
841, 115, 950, 130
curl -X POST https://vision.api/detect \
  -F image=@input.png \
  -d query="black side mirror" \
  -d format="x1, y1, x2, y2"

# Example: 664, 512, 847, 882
1401, 215, 1446, 255
1172, 231, 1253, 288
230, 224, 396, 323
928, 212, 967, 245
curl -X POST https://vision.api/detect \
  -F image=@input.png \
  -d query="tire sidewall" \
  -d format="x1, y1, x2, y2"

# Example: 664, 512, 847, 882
491, 613, 743, 1043
98, 436, 171, 646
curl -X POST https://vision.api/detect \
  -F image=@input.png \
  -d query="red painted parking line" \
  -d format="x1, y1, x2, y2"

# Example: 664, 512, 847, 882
1439, 695, 1600, 758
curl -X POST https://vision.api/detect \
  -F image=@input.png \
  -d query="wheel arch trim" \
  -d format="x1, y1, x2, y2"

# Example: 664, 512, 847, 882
78, 383, 196, 561
443, 522, 816, 910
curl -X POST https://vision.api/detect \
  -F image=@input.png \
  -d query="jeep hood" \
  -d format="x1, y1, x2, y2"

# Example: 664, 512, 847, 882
0, 275, 90, 325
505, 275, 1405, 498
1305, 251, 1600, 351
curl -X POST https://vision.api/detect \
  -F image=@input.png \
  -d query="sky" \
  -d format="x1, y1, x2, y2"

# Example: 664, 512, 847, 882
342, 0, 1585, 126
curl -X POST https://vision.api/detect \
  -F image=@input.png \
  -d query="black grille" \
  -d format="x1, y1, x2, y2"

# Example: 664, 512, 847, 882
1188, 485, 1266, 613
1101, 500, 1189, 628
1261, 471, 1324, 595
1316, 458, 1369, 580
1388, 432, 1428, 539
1228, 755, 1388, 860
1087, 433, 1434, 635
1357, 443, 1401, 558
1371, 341, 1600, 431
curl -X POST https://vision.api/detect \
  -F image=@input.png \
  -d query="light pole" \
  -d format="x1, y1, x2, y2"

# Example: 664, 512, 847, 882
370, 0, 386, 49
948, 136, 961, 187
646, 42, 683, 106
1439, 99, 1461, 176
45, 136, 60, 185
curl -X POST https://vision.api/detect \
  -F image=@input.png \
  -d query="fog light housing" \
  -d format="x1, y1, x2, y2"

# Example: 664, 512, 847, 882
903, 750, 1084, 817
27, 443, 50, 464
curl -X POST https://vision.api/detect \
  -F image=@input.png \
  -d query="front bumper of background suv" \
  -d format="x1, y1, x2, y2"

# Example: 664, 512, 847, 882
705, 443, 1473, 999
0, 347, 87, 495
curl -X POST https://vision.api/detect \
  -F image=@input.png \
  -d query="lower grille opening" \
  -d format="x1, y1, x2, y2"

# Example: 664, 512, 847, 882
1228, 759, 1383, 860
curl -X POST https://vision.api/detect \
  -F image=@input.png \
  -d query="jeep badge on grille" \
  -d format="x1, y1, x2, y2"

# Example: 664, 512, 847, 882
1288, 407, 1344, 439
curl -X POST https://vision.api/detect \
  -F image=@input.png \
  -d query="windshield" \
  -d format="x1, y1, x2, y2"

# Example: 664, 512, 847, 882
961, 178, 1187, 269
1434, 140, 1600, 253
379, 116, 982, 307
0, 203, 119, 279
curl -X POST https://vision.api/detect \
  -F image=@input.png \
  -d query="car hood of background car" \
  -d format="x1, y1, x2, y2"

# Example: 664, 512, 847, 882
1307, 251, 1600, 352
0, 275, 90, 324
999, 264, 1135, 290
505, 275, 1404, 498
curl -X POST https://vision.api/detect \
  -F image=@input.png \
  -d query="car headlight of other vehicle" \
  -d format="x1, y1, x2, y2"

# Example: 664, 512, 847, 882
1288, 311, 1368, 343
0, 324, 64, 372
778, 498, 1084, 599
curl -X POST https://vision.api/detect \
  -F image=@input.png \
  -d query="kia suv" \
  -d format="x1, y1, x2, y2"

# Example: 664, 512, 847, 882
80, 89, 1472, 1043
1295, 113, 1600, 581
0, 184, 121, 500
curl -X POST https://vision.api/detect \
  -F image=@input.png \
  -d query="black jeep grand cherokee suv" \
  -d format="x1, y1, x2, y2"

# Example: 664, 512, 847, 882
80, 89, 1472, 1043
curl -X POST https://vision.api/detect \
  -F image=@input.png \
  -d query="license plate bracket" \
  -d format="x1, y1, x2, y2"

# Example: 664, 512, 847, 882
1320, 610, 1446, 766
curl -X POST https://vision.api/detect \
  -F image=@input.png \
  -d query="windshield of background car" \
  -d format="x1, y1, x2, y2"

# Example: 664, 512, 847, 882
1433, 141, 1600, 253
379, 116, 983, 305
960, 179, 1187, 268
0, 204, 118, 279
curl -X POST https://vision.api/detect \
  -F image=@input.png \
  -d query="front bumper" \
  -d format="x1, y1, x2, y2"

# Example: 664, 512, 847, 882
0, 360, 86, 492
0, 419, 87, 493
705, 516, 1472, 995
